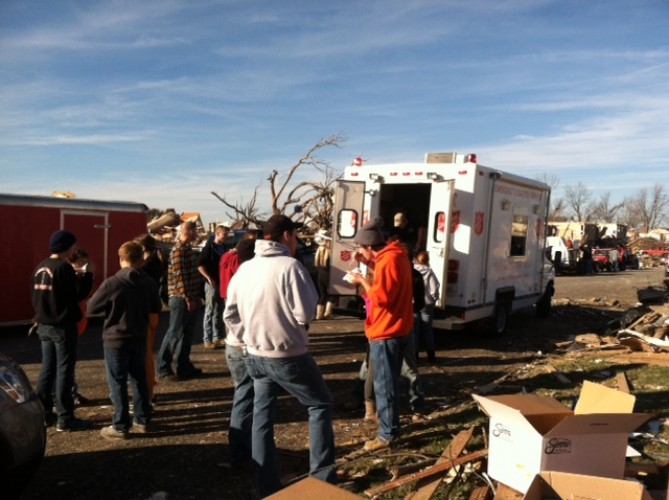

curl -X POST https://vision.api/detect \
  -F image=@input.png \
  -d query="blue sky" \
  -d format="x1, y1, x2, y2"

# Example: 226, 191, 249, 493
1, 0, 668, 226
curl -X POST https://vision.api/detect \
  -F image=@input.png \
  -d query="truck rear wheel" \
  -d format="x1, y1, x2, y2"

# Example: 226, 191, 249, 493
536, 289, 552, 318
491, 305, 508, 335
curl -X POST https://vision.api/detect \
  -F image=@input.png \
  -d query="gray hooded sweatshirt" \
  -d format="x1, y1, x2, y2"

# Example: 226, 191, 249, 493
413, 263, 440, 306
223, 239, 318, 358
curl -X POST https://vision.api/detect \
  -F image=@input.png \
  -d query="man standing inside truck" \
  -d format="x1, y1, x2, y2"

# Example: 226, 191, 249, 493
348, 216, 414, 451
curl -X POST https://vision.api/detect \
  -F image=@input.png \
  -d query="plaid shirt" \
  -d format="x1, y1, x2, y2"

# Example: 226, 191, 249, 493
167, 240, 202, 300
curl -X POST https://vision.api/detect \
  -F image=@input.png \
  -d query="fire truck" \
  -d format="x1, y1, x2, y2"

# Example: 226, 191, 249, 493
328, 152, 555, 333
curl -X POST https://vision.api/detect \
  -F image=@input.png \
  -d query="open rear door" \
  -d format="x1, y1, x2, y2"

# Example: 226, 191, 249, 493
328, 180, 365, 296
425, 180, 455, 307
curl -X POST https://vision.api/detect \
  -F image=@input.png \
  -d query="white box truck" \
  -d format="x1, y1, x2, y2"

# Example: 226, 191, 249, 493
328, 152, 555, 333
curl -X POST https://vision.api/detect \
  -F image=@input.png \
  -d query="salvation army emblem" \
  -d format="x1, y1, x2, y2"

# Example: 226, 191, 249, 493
450, 210, 460, 233
341, 250, 352, 262
474, 211, 484, 236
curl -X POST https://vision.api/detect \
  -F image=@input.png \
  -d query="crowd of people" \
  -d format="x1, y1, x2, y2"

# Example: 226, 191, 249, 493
30, 210, 439, 497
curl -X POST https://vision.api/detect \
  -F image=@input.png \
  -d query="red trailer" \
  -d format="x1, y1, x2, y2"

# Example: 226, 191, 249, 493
1, 193, 149, 325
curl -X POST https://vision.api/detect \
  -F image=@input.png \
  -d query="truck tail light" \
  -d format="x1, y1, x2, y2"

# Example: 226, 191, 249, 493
466, 153, 477, 163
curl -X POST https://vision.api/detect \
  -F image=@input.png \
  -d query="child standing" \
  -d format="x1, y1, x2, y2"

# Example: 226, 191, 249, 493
413, 251, 440, 365
87, 241, 162, 439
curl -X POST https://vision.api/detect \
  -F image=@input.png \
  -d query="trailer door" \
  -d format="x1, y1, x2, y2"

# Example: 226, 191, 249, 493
328, 180, 365, 296
63, 211, 108, 291
425, 180, 455, 307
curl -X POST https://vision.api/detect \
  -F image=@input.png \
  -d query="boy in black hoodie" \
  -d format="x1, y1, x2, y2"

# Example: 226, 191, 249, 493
87, 241, 162, 439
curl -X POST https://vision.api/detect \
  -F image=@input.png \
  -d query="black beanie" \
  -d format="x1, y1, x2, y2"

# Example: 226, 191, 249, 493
50, 230, 76, 254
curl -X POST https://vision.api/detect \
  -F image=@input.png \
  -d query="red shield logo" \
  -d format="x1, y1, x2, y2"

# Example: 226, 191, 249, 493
474, 211, 484, 236
450, 210, 460, 233
341, 250, 352, 262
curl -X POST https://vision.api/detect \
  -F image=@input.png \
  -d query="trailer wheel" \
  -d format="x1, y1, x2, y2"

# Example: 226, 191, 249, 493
491, 304, 508, 335
536, 288, 552, 318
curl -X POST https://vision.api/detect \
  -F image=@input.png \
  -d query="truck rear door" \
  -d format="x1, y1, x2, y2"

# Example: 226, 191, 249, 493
425, 179, 455, 307
328, 180, 365, 296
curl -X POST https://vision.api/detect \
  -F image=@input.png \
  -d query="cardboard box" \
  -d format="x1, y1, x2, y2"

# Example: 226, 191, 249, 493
473, 381, 652, 494
523, 471, 652, 500
266, 477, 360, 499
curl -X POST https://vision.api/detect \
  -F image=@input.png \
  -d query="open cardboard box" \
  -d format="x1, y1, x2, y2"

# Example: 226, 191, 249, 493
523, 471, 652, 500
473, 381, 652, 494
266, 477, 360, 499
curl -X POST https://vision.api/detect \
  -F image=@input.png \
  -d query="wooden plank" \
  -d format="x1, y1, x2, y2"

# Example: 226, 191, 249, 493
616, 371, 631, 393
468, 484, 492, 500
405, 426, 475, 500
364, 449, 488, 497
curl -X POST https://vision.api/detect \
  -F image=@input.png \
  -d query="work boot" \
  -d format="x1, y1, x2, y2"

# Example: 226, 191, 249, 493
316, 304, 325, 320
324, 301, 335, 319
364, 401, 377, 422
362, 436, 391, 452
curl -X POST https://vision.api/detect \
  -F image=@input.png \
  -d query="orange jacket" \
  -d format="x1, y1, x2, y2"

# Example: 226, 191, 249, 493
364, 241, 414, 341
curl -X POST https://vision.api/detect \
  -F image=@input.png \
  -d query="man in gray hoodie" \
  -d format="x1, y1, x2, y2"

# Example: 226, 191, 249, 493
223, 214, 335, 497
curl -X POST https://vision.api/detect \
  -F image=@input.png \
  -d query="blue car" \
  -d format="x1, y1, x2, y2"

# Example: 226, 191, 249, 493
0, 352, 46, 498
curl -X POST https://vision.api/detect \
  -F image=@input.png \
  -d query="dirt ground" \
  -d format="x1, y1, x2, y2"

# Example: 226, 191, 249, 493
3, 267, 667, 500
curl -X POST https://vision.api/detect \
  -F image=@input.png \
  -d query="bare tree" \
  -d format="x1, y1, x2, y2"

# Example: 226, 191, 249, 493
631, 183, 669, 231
589, 192, 624, 223
618, 196, 643, 228
537, 173, 565, 220
564, 182, 593, 221
211, 133, 345, 230
210, 188, 266, 228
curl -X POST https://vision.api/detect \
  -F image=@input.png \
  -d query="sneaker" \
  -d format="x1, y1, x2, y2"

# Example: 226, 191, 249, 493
100, 425, 128, 440
44, 411, 58, 427
56, 418, 92, 432
363, 436, 391, 452
156, 371, 178, 381
132, 422, 152, 434
203, 342, 217, 350
73, 392, 90, 406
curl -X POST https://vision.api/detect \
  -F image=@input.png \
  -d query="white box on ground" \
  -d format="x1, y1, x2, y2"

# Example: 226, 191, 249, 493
523, 471, 652, 500
473, 381, 652, 493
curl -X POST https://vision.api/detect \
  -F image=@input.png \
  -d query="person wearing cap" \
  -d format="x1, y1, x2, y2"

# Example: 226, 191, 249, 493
197, 223, 230, 349
346, 216, 414, 451
156, 220, 204, 380
223, 214, 336, 497
31, 229, 94, 431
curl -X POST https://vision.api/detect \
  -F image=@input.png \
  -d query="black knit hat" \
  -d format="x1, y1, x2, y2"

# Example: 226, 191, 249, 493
354, 216, 385, 247
50, 230, 76, 253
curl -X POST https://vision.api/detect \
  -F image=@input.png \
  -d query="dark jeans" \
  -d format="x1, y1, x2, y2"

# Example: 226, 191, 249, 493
225, 345, 253, 466
157, 296, 200, 376
104, 347, 151, 431
369, 334, 410, 441
244, 353, 336, 497
36, 323, 78, 425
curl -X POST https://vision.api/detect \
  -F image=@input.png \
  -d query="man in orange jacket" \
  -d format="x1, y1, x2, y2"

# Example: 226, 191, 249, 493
348, 216, 414, 451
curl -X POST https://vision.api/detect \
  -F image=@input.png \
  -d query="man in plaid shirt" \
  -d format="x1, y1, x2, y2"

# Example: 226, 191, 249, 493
157, 221, 204, 380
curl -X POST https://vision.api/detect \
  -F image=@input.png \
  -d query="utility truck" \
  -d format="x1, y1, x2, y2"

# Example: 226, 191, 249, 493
328, 152, 555, 333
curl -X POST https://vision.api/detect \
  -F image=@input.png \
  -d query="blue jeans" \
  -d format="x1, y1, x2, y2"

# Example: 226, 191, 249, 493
400, 331, 424, 409
104, 347, 151, 431
369, 334, 410, 441
244, 353, 336, 498
36, 323, 78, 425
414, 305, 435, 352
157, 296, 199, 376
225, 345, 253, 467
203, 282, 225, 343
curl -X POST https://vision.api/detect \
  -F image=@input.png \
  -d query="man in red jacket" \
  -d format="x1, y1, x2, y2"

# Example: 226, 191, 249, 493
347, 216, 414, 451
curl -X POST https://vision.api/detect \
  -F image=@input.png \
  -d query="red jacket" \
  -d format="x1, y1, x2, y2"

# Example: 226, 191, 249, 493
219, 250, 240, 299
364, 241, 414, 341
